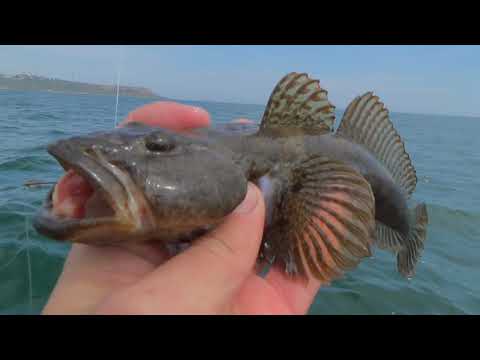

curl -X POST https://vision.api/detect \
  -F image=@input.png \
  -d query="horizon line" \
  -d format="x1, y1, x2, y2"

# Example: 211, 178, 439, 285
2, 70, 479, 119
175, 96, 480, 120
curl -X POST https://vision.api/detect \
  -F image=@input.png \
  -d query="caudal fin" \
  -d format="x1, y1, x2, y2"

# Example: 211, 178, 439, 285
397, 203, 429, 277
335, 91, 428, 277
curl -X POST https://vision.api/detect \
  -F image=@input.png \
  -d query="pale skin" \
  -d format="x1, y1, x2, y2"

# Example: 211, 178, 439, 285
42, 101, 323, 315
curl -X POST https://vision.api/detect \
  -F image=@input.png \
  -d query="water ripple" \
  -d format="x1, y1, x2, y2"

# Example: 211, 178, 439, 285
1, 90, 480, 314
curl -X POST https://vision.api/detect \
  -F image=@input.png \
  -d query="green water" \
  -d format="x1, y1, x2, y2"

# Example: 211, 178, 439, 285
1, 89, 479, 314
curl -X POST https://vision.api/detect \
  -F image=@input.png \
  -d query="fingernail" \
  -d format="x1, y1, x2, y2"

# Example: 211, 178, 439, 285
233, 183, 259, 214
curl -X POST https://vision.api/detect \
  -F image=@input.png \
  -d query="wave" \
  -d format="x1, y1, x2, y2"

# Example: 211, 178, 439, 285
24, 112, 62, 121
48, 129, 67, 136
0, 155, 57, 171
425, 203, 480, 236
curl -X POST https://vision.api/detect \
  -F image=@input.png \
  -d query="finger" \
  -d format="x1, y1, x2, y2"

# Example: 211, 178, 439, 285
120, 183, 265, 313
43, 244, 160, 314
264, 267, 323, 314
117, 242, 170, 266
120, 101, 211, 130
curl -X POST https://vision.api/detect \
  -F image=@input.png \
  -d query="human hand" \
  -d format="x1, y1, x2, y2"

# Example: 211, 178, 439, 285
42, 101, 322, 315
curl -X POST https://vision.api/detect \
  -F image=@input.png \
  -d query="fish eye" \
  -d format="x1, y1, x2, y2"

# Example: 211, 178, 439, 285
145, 134, 176, 152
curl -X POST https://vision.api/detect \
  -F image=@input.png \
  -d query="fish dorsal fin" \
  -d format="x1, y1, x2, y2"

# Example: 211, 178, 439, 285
336, 92, 417, 197
259, 72, 336, 136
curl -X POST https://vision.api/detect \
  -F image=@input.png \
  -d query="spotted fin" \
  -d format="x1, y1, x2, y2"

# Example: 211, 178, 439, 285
397, 203, 429, 277
374, 203, 428, 277
375, 221, 404, 252
259, 72, 336, 136
261, 155, 376, 284
336, 92, 417, 197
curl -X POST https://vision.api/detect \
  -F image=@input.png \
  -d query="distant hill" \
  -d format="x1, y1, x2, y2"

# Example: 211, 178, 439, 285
0, 73, 165, 98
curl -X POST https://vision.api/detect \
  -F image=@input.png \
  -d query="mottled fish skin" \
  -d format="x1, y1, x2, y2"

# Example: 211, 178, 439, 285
34, 72, 428, 283
35, 125, 248, 246
204, 129, 408, 237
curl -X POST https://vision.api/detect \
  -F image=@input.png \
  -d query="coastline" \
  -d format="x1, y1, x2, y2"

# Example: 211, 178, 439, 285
0, 73, 163, 99
0, 87, 166, 100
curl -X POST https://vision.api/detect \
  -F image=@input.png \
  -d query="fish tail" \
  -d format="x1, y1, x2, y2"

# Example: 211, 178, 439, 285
397, 203, 428, 277
337, 91, 430, 278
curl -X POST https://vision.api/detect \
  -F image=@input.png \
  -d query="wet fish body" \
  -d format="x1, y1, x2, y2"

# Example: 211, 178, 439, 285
34, 73, 429, 283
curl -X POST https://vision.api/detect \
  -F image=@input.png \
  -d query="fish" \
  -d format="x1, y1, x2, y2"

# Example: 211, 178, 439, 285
33, 72, 429, 283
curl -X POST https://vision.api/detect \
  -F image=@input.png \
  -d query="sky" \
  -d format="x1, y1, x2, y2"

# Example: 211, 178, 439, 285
1, 45, 479, 117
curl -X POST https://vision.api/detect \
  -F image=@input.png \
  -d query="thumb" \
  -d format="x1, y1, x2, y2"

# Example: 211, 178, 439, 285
192, 182, 265, 269
122, 183, 266, 312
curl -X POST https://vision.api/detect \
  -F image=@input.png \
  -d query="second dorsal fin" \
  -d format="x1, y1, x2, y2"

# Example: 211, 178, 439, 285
259, 72, 336, 136
336, 92, 417, 198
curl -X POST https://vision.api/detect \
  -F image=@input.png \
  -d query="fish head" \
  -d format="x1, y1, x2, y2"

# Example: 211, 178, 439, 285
34, 123, 248, 245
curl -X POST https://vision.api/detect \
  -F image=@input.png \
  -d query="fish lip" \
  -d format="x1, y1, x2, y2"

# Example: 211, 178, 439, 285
34, 140, 151, 242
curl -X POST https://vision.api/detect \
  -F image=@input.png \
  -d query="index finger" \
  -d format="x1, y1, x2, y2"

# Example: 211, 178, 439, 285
120, 101, 211, 131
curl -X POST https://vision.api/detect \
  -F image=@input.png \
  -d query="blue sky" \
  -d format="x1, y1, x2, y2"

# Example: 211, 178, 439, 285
1, 45, 479, 116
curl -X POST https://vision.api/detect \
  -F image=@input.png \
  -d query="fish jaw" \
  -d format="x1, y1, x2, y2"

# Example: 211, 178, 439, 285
33, 128, 250, 246
33, 139, 157, 245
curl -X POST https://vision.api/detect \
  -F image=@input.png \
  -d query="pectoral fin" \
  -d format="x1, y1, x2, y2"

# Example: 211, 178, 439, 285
261, 156, 376, 284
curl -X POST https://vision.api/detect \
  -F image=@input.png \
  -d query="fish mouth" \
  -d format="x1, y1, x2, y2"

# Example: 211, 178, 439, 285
33, 141, 156, 245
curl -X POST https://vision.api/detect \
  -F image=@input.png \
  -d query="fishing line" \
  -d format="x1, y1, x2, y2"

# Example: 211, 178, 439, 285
24, 215, 33, 313
0, 188, 39, 313
9, 184, 50, 313
21, 186, 36, 314
18, 186, 50, 314
114, 46, 125, 128
0, 241, 26, 272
